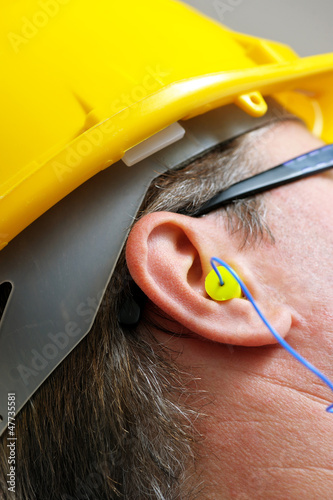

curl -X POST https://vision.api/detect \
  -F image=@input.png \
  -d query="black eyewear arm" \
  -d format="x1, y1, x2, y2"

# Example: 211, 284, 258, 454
193, 143, 333, 217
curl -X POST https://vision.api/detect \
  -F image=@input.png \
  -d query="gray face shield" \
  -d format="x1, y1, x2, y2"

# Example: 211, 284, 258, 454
0, 98, 287, 436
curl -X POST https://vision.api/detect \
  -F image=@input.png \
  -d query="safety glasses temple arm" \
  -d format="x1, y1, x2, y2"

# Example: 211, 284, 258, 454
193, 143, 333, 217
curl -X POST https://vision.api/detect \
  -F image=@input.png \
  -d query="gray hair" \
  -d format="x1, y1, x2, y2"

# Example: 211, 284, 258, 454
0, 119, 295, 499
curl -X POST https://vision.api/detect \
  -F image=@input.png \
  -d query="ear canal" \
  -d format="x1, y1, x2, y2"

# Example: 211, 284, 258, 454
205, 266, 242, 301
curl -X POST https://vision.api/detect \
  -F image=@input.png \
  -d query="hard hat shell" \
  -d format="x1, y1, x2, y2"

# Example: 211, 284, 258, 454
1, 0, 333, 249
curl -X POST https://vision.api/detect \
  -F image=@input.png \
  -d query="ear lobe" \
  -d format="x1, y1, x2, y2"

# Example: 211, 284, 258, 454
126, 211, 293, 347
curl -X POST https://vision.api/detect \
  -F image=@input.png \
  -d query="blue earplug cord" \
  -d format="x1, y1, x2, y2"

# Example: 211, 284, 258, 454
211, 257, 333, 413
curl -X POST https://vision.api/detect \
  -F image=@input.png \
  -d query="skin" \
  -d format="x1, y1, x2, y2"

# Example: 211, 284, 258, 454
126, 120, 333, 499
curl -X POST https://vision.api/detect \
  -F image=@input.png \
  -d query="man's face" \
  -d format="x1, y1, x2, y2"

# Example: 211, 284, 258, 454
248, 121, 333, 384
198, 121, 333, 498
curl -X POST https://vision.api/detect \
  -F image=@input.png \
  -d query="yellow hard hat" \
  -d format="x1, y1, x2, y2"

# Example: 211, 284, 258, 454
1, 0, 333, 435
1, 0, 333, 249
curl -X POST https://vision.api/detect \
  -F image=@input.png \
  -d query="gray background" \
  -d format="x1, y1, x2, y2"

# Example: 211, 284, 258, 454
183, 0, 332, 56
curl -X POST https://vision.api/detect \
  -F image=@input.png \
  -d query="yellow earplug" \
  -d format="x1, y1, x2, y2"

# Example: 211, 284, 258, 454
205, 266, 242, 301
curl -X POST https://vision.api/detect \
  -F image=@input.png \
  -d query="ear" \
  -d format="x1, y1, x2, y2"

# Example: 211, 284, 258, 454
126, 211, 292, 346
